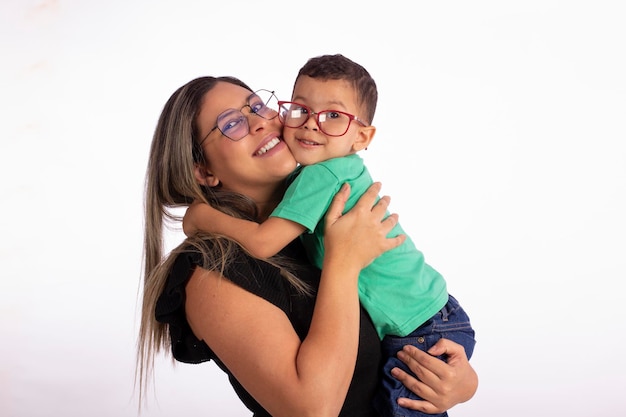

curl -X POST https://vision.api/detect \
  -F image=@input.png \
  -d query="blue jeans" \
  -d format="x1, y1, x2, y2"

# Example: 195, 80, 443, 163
372, 295, 476, 417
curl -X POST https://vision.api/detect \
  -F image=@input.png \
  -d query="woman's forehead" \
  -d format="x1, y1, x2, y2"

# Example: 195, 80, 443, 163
203, 82, 251, 115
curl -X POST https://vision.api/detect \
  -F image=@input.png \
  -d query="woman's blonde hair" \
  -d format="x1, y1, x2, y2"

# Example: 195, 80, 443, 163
136, 76, 309, 408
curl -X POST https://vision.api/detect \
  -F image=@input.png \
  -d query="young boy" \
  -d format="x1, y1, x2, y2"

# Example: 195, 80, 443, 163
185, 54, 475, 417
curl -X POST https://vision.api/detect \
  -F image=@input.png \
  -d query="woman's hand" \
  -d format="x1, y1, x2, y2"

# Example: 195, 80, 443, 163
324, 182, 405, 272
391, 338, 478, 413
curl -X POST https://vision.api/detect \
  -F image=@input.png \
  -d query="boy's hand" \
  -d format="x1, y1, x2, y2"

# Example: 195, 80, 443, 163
182, 202, 206, 237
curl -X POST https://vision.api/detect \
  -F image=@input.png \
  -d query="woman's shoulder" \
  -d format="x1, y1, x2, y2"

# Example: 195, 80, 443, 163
161, 239, 287, 302
154, 237, 320, 363
156, 237, 318, 326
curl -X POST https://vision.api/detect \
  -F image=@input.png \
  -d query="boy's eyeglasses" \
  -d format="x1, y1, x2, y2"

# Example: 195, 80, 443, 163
278, 101, 367, 137
201, 89, 279, 143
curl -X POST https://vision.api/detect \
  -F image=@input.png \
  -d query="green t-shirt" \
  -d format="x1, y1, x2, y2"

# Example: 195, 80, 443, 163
271, 154, 448, 340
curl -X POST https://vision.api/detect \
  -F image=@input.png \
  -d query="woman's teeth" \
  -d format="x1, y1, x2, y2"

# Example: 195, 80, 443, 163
256, 137, 280, 155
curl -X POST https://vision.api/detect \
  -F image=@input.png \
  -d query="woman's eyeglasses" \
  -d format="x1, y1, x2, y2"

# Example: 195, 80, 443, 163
201, 89, 279, 143
278, 101, 367, 137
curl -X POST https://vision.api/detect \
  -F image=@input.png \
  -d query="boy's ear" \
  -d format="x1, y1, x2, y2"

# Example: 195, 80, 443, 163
193, 164, 220, 187
352, 125, 376, 152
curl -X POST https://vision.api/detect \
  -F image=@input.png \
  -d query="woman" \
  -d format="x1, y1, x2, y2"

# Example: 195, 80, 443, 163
136, 76, 477, 416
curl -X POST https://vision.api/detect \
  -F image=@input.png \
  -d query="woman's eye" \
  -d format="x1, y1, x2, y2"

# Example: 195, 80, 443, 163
250, 102, 265, 114
222, 116, 245, 132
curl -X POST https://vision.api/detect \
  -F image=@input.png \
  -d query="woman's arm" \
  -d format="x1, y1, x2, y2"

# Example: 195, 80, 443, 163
392, 339, 479, 413
183, 202, 306, 258
185, 183, 404, 417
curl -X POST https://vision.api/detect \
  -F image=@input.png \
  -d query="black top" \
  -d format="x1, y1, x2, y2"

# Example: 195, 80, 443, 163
155, 238, 382, 416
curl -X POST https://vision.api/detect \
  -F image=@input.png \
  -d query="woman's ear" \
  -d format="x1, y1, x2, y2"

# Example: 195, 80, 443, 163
352, 125, 376, 152
193, 164, 220, 187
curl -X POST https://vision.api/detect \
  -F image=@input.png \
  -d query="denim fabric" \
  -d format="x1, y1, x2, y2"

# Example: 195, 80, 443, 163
372, 295, 476, 417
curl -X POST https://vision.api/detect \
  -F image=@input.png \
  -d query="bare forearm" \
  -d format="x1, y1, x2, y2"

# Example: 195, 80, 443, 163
284, 182, 403, 414
242, 183, 401, 416
200, 210, 261, 245
295, 258, 362, 415
185, 203, 301, 258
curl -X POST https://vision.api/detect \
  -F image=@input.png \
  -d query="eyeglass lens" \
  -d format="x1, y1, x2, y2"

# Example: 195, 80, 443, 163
278, 103, 353, 136
217, 90, 279, 141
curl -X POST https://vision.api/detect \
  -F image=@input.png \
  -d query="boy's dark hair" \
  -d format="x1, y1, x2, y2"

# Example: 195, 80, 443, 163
295, 54, 378, 124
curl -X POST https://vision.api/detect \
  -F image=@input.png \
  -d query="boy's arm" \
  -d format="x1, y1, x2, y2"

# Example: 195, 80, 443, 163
183, 202, 306, 259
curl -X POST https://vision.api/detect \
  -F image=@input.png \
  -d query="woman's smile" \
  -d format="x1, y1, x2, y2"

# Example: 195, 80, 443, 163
255, 137, 283, 156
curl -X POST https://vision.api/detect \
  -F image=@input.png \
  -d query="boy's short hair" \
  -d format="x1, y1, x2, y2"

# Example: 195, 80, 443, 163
295, 54, 378, 125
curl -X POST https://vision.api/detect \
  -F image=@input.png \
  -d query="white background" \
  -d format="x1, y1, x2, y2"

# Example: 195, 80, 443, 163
1, 1, 625, 416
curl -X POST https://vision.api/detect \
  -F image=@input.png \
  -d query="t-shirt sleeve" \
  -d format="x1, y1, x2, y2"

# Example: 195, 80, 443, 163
270, 164, 342, 233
